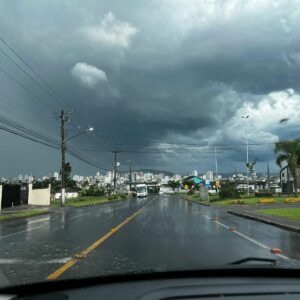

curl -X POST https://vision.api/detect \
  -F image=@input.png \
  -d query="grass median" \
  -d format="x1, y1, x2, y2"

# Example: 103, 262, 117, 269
208, 197, 286, 206
255, 208, 300, 221
51, 195, 128, 207
181, 194, 294, 206
0, 209, 49, 222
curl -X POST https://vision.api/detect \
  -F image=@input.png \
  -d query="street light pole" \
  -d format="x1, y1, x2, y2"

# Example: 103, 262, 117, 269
65, 127, 94, 142
60, 110, 66, 206
214, 146, 218, 192
114, 152, 117, 192
242, 115, 250, 196
128, 160, 132, 191
111, 151, 120, 193
58, 111, 93, 206
214, 146, 218, 179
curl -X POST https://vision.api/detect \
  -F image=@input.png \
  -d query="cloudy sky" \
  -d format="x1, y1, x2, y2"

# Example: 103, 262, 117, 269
0, 0, 300, 177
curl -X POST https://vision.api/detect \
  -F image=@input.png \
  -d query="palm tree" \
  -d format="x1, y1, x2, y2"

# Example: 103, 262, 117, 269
274, 139, 300, 194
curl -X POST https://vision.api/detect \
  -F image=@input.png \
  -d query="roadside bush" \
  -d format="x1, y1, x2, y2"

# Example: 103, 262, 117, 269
209, 198, 221, 203
258, 198, 274, 204
230, 200, 245, 205
108, 195, 116, 200
32, 181, 49, 189
255, 191, 273, 198
120, 194, 127, 199
285, 198, 300, 203
82, 187, 105, 197
187, 189, 195, 195
219, 182, 240, 199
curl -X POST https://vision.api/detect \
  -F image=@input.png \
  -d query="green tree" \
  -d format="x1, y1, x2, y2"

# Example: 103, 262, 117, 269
60, 162, 72, 187
219, 181, 240, 199
64, 162, 72, 182
274, 138, 300, 194
168, 180, 180, 191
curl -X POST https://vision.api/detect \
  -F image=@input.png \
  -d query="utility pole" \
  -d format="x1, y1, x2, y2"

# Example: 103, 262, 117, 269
128, 160, 132, 191
214, 147, 218, 179
214, 147, 218, 192
267, 161, 270, 191
246, 118, 249, 195
111, 151, 121, 193
56, 110, 92, 205
60, 110, 66, 206
242, 115, 250, 195
113, 151, 117, 192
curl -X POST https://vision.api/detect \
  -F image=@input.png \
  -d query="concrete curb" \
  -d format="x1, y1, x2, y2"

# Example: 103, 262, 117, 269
228, 210, 300, 233
182, 197, 211, 206
50, 197, 129, 209
0, 210, 50, 223
71, 197, 129, 208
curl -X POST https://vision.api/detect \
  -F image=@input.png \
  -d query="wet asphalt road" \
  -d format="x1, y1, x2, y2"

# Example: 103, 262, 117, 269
1, 194, 300, 287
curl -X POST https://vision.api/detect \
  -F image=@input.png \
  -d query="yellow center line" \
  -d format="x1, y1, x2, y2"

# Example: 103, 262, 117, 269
46, 199, 155, 280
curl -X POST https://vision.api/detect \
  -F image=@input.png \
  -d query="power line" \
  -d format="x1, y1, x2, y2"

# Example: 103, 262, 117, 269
0, 65, 55, 111
0, 38, 94, 128
0, 46, 68, 110
0, 38, 114, 154
0, 114, 110, 171
0, 114, 59, 146
0, 123, 59, 149
0, 39, 113, 172
0, 94, 56, 132
0, 38, 69, 110
67, 148, 110, 171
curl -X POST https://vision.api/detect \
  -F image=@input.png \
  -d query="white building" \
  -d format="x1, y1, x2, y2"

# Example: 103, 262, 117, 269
191, 170, 198, 177
53, 172, 59, 180
174, 174, 182, 181
73, 175, 84, 182
54, 191, 79, 200
206, 171, 214, 181
104, 171, 112, 184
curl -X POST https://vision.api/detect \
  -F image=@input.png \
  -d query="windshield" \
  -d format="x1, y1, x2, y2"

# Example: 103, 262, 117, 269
1, 0, 300, 289
136, 186, 147, 193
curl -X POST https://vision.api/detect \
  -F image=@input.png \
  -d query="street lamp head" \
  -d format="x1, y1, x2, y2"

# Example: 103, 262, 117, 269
279, 118, 289, 124
241, 115, 249, 119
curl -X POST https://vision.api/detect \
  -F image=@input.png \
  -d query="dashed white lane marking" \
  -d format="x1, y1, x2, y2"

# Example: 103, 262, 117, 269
0, 225, 49, 240
0, 257, 72, 265
202, 214, 289, 260
69, 213, 90, 220
27, 216, 50, 224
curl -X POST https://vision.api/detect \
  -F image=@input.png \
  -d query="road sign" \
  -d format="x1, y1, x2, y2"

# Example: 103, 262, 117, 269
193, 177, 202, 184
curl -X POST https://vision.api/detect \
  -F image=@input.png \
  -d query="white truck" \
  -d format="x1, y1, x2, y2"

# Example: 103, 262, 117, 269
135, 184, 148, 197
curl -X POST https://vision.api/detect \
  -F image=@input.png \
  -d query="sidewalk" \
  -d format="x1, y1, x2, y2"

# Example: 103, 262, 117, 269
0, 205, 49, 214
228, 204, 300, 233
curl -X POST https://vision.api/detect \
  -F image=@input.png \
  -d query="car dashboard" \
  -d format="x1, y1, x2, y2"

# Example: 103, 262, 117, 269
2, 269, 300, 300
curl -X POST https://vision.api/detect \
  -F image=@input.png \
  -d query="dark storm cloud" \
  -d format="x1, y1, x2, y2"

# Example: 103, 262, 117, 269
0, 0, 300, 175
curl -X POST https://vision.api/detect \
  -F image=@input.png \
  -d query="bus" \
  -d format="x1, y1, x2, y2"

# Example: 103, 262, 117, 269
135, 184, 148, 197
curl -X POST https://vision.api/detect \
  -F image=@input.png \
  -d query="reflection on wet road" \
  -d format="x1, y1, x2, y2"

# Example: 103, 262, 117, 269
1, 195, 300, 287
